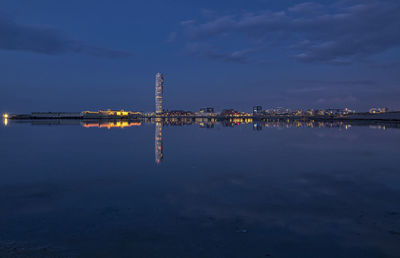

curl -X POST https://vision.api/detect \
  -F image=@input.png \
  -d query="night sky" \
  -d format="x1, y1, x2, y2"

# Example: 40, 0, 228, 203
1, 0, 399, 114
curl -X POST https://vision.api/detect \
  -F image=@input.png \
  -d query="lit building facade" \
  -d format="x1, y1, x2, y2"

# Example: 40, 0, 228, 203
200, 107, 214, 113
369, 107, 388, 114
155, 73, 164, 114
253, 106, 263, 115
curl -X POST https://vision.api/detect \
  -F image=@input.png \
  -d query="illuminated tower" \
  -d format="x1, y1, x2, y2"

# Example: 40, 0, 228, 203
155, 73, 164, 114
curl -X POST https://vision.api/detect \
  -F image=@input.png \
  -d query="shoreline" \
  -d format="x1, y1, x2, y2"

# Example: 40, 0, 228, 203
5, 113, 400, 122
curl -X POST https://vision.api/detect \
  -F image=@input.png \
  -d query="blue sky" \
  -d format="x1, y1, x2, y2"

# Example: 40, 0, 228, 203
1, 0, 399, 113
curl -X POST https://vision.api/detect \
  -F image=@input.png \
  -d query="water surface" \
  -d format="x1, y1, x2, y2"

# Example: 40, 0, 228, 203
1, 119, 400, 257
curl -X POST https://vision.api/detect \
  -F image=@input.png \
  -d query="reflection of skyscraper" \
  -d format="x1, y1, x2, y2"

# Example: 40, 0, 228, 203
155, 121, 164, 164
155, 73, 164, 114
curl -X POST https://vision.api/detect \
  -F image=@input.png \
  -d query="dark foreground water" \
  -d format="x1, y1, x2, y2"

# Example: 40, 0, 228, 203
1, 119, 400, 258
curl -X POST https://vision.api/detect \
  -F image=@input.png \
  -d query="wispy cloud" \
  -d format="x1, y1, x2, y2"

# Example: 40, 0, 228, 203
186, 43, 264, 64
0, 14, 131, 58
178, 0, 400, 64
368, 60, 400, 69
316, 95, 359, 104
286, 79, 381, 95
286, 87, 328, 93
294, 80, 377, 86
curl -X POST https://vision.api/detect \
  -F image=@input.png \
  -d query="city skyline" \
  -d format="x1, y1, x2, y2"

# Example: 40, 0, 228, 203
5, 72, 394, 117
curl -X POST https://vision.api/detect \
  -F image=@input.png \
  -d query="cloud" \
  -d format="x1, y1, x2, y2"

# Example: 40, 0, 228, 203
286, 86, 329, 93
201, 49, 251, 64
316, 95, 359, 104
0, 14, 131, 58
179, 0, 400, 64
368, 60, 400, 69
186, 43, 263, 64
288, 2, 324, 14
295, 79, 377, 86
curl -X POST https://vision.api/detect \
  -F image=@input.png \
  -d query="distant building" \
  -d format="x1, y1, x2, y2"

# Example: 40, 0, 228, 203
302, 108, 355, 117
155, 73, 164, 114
200, 107, 214, 113
81, 110, 142, 118
340, 108, 355, 115
271, 107, 290, 115
369, 107, 388, 114
163, 110, 194, 117
325, 109, 339, 115
219, 109, 248, 117
253, 106, 263, 114
220, 109, 235, 116
31, 112, 82, 118
305, 109, 315, 116
198, 107, 216, 117
294, 110, 304, 116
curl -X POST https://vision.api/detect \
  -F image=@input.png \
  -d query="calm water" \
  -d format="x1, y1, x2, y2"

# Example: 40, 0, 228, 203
1, 119, 400, 257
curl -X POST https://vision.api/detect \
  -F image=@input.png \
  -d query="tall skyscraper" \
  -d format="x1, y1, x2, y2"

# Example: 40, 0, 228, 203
155, 73, 164, 114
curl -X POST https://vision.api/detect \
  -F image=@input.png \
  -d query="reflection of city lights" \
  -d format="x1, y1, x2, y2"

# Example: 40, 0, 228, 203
3, 118, 8, 126
82, 121, 141, 129
155, 122, 163, 164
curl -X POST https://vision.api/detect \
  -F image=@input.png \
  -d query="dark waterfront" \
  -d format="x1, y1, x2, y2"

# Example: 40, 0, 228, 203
1, 119, 400, 257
